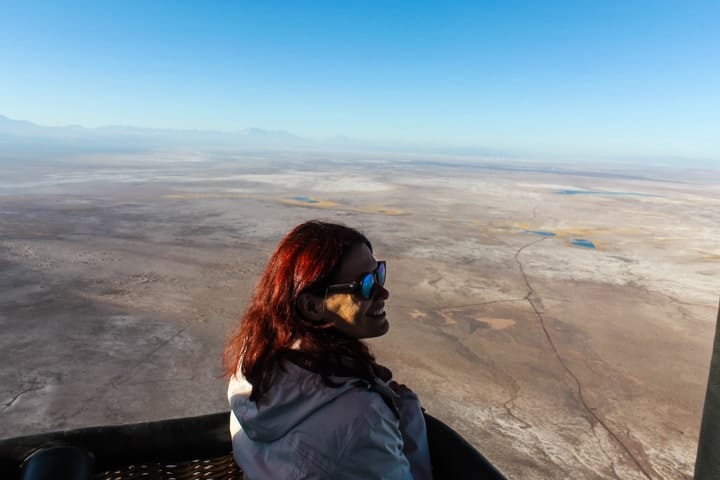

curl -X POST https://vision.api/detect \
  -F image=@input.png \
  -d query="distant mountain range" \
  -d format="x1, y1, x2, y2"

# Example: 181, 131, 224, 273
0, 114, 308, 149
0, 114, 509, 161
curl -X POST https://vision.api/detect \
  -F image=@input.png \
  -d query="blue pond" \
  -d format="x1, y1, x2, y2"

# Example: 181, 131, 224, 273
524, 230, 556, 237
290, 196, 319, 204
555, 190, 656, 197
571, 239, 596, 249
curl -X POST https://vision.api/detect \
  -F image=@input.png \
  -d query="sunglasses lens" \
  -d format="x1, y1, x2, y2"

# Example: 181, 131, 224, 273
361, 273, 375, 299
377, 262, 386, 286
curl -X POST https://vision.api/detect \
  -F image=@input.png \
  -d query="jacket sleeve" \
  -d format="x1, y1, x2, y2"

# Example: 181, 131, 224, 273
334, 405, 414, 480
396, 390, 433, 480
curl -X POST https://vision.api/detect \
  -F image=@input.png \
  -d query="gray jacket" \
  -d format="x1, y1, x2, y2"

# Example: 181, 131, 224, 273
228, 361, 433, 479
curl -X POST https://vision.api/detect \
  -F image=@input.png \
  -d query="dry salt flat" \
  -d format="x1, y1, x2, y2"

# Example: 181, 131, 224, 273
1, 153, 719, 479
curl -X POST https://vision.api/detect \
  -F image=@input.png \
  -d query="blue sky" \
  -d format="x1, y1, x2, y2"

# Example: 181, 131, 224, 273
1, 1, 718, 160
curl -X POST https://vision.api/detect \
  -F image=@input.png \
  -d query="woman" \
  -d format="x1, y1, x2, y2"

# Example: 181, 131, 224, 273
224, 220, 433, 479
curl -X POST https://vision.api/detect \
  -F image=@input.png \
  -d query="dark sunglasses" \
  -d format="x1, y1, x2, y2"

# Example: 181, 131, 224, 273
325, 261, 386, 300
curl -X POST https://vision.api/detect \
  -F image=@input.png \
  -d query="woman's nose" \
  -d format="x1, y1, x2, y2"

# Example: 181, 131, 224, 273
376, 284, 389, 300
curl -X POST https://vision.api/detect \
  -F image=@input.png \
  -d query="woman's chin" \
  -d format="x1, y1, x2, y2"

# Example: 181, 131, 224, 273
364, 316, 389, 338
335, 314, 390, 339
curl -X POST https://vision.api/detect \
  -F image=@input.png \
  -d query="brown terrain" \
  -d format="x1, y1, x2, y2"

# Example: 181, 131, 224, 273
1, 151, 719, 479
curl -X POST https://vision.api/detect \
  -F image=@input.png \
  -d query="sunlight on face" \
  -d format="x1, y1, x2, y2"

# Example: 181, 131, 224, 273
323, 243, 389, 338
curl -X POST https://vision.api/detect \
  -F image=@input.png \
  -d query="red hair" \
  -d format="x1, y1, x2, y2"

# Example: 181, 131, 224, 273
223, 220, 382, 401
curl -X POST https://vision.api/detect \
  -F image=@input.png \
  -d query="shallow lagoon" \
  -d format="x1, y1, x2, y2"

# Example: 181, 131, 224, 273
525, 230, 556, 237
290, 196, 319, 204
571, 239, 596, 249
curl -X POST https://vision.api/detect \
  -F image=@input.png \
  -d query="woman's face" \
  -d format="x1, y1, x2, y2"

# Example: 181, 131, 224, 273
322, 243, 390, 338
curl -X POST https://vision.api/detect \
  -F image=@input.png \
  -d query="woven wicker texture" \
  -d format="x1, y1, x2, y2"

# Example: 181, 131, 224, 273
95, 453, 243, 480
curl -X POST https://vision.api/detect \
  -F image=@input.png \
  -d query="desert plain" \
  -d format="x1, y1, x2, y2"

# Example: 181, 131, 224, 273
1, 149, 719, 479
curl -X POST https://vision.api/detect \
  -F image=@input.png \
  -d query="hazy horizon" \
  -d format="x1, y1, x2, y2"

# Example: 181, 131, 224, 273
1, 113, 718, 170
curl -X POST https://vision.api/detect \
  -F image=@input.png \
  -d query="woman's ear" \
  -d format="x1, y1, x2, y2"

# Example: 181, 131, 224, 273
297, 292, 325, 322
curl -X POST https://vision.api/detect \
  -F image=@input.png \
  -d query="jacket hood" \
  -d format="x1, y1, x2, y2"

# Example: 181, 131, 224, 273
228, 361, 368, 442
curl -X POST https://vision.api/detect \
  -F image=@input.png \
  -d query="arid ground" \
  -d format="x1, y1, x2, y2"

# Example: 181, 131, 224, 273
1, 150, 719, 479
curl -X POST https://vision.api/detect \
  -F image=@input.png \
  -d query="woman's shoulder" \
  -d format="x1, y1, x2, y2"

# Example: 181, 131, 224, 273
229, 360, 399, 439
298, 372, 400, 431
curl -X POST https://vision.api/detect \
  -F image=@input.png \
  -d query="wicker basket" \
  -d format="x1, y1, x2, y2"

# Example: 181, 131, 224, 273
0, 411, 505, 479
95, 453, 242, 480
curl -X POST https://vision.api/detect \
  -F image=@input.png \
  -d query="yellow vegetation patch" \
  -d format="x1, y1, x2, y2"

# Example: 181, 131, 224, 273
356, 205, 407, 216
165, 192, 406, 216
489, 222, 646, 238
552, 227, 603, 238
548, 226, 645, 237
277, 197, 338, 208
